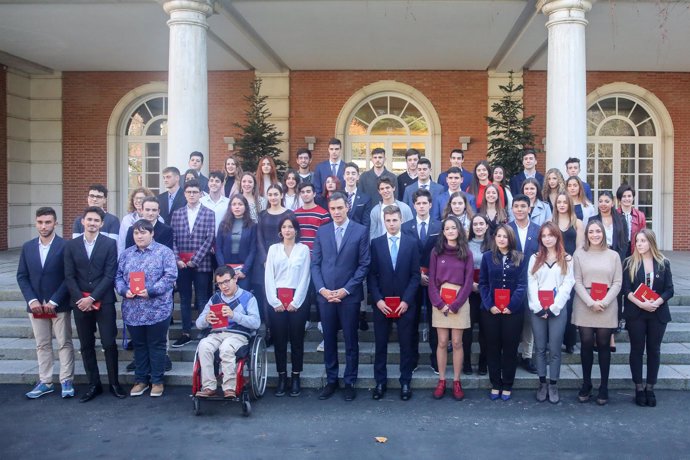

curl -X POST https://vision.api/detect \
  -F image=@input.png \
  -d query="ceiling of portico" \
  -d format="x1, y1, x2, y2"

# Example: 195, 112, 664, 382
0, 0, 688, 74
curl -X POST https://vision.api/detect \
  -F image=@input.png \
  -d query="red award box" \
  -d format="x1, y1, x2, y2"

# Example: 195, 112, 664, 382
495, 288, 511, 311
633, 283, 660, 303
384, 296, 401, 318
32, 310, 57, 319
473, 269, 480, 284
209, 303, 228, 329
420, 267, 429, 276
179, 252, 194, 264
227, 263, 244, 274
440, 282, 461, 305
590, 282, 608, 301
277, 287, 295, 309
129, 271, 145, 295
538, 290, 555, 310
81, 292, 101, 310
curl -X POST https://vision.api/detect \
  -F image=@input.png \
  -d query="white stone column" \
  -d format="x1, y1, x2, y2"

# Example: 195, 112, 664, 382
163, 0, 213, 174
538, 0, 593, 173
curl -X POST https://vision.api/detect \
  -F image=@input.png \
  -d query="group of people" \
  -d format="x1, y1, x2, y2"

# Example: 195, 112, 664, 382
17, 142, 673, 408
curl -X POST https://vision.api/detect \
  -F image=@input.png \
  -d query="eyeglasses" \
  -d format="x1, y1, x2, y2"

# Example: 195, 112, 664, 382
216, 279, 233, 286
88, 194, 105, 199
185, 190, 200, 195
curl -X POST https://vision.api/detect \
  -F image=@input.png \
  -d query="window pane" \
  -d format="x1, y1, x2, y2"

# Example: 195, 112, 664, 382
620, 143, 635, 158
587, 108, 605, 132
639, 144, 653, 158
370, 97, 388, 117
129, 174, 142, 189
597, 98, 616, 117
638, 191, 653, 207
621, 159, 636, 174
617, 97, 635, 116
147, 97, 165, 117
638, 175, 653, 190
351, 142, 367, 170
349, 118, 368, 135
637, 119, 656, 136
599, 119, 634, 136
629, 103, 651, 126
391, 143, 408, 174
389, 97, 407, 117
640, 206, 652, 225
598, 158, 612, 174
127, 115, 145, 136
620, 175, 635, 186
639, 159, 653, 174
401, 104, 422, 123
409, 117, 428, 136
354, 104, 376, 125
146, 157, 160, 173
598, 143, 613, 158
371, 118, 406, 136
146, 174, 160, 190
597, 175, 612, 191
146, 119, 166, 136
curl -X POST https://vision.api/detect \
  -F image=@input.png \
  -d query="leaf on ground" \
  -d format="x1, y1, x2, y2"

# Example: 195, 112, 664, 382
375, 437, 388, 443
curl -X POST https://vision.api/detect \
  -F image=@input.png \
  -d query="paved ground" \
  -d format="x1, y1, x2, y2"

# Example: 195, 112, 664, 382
2, 384, 690, 459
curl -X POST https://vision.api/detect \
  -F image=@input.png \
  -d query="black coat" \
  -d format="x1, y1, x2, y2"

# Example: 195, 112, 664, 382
64, 234, 118, 306
622, 259, 674, 324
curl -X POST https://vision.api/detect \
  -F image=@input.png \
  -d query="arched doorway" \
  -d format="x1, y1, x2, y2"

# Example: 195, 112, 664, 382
586, 86, 673, 248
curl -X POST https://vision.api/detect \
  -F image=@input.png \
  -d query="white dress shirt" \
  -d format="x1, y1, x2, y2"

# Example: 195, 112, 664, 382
200, 194, 230, 234
264, 243, 311, 309
186, 203, 202, 231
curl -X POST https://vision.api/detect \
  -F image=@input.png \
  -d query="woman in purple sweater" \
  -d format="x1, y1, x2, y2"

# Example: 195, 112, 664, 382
428, 215, 474, 401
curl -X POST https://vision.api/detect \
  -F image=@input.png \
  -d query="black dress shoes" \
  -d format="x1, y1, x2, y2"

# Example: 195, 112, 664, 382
274, 373, 287, 397
400, 383, 412, 401
109, 384, 127, 399
343, 384, 356, 401
289, 374, 301, 397
372, 384, 386, 400
318, 382, 338, 400
79, 384, 103, 403
521, 358, 538, 374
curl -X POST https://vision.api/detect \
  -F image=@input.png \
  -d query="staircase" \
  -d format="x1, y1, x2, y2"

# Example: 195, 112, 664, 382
1, 290, 690, 391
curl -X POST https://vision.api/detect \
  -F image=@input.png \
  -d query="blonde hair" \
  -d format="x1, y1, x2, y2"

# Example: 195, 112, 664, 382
543, 168, 566, 206
625, 229, 666, 280
127, 187, 154, 213
583, 219, 608, 251
551, 192, 578, 228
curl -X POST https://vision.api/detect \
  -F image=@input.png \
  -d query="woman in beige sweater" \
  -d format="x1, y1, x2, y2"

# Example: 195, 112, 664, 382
572, 219, 622, 406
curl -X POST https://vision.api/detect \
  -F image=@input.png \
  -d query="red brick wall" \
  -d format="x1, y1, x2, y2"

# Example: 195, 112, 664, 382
523, 70, 690, 250
289, 71, 488, 172
62, 71, 252, 235
0, 67, 7, 250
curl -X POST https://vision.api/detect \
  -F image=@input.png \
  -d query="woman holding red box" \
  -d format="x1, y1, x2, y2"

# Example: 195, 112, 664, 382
428, 215, 474, 400
264, 215, 311, 397
572, 219, 622, 405
622, 229, 674, 407
478, 224, 528, 401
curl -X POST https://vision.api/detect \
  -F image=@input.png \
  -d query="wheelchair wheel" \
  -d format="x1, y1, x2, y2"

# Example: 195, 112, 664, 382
242, 400, 251, 417
193, 397, 201, 416
249, 334, 268, 400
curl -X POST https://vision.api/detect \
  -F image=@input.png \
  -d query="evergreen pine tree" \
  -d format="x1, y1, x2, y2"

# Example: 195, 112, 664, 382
234, 78, 286, 175
485, 71, 537, 179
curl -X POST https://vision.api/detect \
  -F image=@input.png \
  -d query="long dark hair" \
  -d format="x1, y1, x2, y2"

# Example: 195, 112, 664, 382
469, 160, 492, 198
491, 224, 524, 266
277, 215, 301, 243
434, 215, 469, 260
469, 214, 491, 252
531, 221, 569, 275
219, 194, 253, 233
594, 190, 629, 261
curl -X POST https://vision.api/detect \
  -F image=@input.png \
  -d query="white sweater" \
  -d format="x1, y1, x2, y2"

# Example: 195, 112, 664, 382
527, 254, 575, 315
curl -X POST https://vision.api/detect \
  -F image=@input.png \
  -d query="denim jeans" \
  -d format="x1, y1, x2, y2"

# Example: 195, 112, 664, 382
177, 268, 211, 333
128, 317, 170, 384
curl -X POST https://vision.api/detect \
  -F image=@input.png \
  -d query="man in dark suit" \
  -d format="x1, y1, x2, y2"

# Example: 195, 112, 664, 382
402, 157, 444, 216
401, 189, 442, 373
368, 204, 420, 400
125, 197, 173, 250
312, 192, 370, 401
509, 149, 544, 195
438, 149, 473, 192
17, 207, 74, 399
312, 138, 346, 195
64, 206, 125, 402
158, 166, 187, 225
188, 151, 209, 193
508, 194, 541, 374
343, 162, 372, 229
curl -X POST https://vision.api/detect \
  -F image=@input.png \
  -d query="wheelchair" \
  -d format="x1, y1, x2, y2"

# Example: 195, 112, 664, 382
190, 330, 267, 416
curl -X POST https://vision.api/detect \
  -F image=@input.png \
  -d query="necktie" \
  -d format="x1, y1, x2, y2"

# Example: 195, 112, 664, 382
390, 236, 399, 269
168, 192, 174, 211
420, 221, 427, 243
348, 192, 355, 210
335, 226, 344, 252
331, 163, 337, 176
421, 184, 428, 190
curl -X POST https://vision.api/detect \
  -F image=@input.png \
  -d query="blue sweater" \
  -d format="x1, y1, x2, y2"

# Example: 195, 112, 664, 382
478, 251, 528, 313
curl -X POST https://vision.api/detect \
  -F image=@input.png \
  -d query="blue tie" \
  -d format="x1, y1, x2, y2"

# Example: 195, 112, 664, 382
420, 221, 427, 243
335, 226, 344, 252
331, 163, 337, 176
390, 236, 399, 269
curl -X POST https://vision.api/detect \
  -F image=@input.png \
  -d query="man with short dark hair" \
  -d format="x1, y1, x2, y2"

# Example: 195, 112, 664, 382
343, 162, 372, 229
18, 207, 74, 399
296, 147, 314, 183
72, 184, 120, 241
158, 167, 187, 225
189, 151, 209, 193
312, 192, 370, 401
397, 148, 420, 200
565, 157, 593, 202
358, 147, 397, 200
171, 180, 216, 348
64, 206, 125, 402
369, 177, 413, 240
312, 138, 345, 195
509, 149, 544, 194
432, 167, 477, 220
403, 157, 444, 215
200, 171, 230, 234
438, 149, 472, 191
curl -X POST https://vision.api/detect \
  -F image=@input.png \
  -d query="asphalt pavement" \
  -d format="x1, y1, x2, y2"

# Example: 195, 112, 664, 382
2, 384, 690, 459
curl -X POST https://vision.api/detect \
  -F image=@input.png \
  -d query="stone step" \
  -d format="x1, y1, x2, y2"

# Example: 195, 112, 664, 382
1, 359, 689, 391
3, 337, 690, 366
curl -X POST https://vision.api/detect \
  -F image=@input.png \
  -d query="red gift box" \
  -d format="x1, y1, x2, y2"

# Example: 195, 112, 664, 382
277, 287, 295, 309
32, 310, 57, 319
633, 283, 660, 303
129, 271, 145, 295
538, 290, 555, 310
590, 282, 608, 301
179, 252, 194, 264
440, 282, 460, 305
209, 303, 228, 329
495, 288, 511, 311
81, 292, 101, 310
384, 296, 401, 318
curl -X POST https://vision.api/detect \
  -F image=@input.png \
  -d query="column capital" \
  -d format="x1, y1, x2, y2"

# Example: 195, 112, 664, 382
537, 0, 593, 26
162, 0, 214, 18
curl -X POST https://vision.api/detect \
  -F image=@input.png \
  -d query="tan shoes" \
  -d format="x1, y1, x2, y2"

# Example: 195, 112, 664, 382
195, 387, 217, 398
223, 389, 236, 399
150, 384, 164, 397
130, 383, 149, 397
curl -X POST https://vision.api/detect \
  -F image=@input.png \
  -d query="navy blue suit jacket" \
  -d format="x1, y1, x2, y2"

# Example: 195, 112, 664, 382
347, 190, 372, 229
401, 219, 442, 268
508, 221, 540, 260
311, 220, 370, 304
215, 223, 257, 276
125, 220, 174, 250
367, 233, 420, 306
158, 189, 187, 226
312, 160, 346, 195
509, 171, 544, 196
437, 169, 473, 192
17, 235, 70, 312
402, 181, 445, 216
64, 234, 118, 306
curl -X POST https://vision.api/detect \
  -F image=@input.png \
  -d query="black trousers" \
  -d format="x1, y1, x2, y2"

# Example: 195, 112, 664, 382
480, 309, 523, 391
373, 302, 417, 385
269, 302, 310, 374
463, 292, 487, 368
562, 291, 578, 348
627, 315, 668, 385
72, 303, 119, 386
412, 286, 438, 369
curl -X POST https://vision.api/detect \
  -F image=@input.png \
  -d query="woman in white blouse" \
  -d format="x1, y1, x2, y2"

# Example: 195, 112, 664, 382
264, 215, 311, 398
527, 221, 575, 404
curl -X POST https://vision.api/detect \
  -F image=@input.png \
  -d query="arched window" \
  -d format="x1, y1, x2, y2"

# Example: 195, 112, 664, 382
587, 95, 658, 233
123, 95, 168, 198
346, 93, 431, 174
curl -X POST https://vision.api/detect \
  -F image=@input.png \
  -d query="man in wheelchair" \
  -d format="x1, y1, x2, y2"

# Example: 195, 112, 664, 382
194, 266, 260, 398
